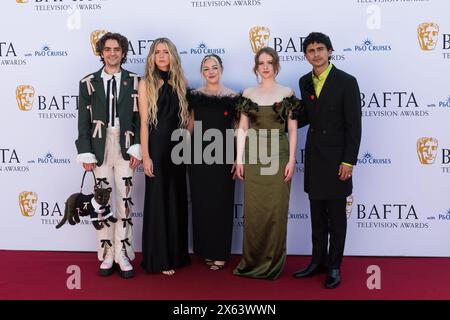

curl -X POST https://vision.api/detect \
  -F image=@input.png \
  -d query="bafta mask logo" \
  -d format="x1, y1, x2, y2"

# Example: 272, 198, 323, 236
19, 191, 38, 217
346, 195, 354, 219
16, 85, 35, 111
90, 30, 108, 56
16, 0, 28, 3
249, 26, 270, 53
417, 137, 439, 165
417, 22, 439, 51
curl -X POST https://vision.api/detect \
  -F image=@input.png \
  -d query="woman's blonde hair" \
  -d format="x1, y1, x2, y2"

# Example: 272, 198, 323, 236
200, 54, 223, 73
143, 37, 189, 128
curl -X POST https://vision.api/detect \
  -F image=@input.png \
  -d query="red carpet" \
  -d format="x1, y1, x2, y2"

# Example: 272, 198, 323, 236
1, 250, 449, 300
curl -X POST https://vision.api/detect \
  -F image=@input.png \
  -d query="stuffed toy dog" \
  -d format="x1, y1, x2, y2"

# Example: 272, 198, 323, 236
56, 172, 117, 230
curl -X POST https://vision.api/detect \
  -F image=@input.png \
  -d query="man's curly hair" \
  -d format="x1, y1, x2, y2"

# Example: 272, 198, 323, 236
95, 32, 128, 65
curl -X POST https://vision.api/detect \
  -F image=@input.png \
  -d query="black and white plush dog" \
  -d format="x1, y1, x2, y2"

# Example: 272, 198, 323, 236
56, 185, 117, 230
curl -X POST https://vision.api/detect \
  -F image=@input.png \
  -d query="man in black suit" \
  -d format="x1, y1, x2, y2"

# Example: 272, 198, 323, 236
293, 32, 361, 289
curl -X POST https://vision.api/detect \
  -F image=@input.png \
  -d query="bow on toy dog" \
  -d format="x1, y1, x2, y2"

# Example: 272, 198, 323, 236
56, 171, 117, 230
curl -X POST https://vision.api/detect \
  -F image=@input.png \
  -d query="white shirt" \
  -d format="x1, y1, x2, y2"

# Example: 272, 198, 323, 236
101, 68, 121, 129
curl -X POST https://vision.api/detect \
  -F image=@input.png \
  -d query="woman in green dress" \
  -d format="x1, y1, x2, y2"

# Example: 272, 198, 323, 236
234, 47, 301, 280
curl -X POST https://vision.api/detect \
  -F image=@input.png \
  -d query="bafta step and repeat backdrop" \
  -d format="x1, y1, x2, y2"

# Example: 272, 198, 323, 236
1, 0, 449, 256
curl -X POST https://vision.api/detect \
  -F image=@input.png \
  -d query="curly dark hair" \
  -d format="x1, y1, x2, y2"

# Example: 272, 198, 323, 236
302, 32, 333, 61
95, 32, 128, 65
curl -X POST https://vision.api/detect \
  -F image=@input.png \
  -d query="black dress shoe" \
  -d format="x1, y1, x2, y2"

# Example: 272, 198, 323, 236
292, 263, 327, 279
325, 269, 341, 289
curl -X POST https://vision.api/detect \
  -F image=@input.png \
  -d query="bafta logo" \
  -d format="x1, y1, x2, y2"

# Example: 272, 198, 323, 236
346, 195, 354, 219
90, 30, 108, 55
417, 137, 438, 165
249, 26, 270, 53
16, 0, 28, 3
16, 85, 35, 111
19, 191, 38, 217
417, 22, 439, 51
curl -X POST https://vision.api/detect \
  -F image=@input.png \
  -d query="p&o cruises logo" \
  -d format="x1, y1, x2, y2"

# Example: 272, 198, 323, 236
28, 152, 71, 166
438, 96, 450, 108
358, 151, 392, 165
180, 42, 226, 56
26, 44, 69, 58
429, 95, 450, 109
436, 209, 450, 221
344, 38, 392, 53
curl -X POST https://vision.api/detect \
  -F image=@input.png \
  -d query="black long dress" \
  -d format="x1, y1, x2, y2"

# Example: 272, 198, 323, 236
141, 70, 190, 273
187, 91, 238, 261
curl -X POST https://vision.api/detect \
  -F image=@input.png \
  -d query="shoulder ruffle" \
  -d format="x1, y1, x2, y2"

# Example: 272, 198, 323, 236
235, 96, 259, 122
272, 95, 303, 122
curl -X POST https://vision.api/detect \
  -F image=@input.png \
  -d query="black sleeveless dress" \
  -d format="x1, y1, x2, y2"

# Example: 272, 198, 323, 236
187, 91, 238, 261
141, 70, 190, 272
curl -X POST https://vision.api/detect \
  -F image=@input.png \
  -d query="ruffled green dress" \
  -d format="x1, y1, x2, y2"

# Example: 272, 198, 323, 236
233, 96, 302, 280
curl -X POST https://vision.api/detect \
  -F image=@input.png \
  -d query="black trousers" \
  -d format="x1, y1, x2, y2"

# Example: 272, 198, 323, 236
309, 198, 347, 269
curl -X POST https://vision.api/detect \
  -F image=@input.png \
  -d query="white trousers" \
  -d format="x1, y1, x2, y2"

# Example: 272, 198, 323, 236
94, 128, 135, 262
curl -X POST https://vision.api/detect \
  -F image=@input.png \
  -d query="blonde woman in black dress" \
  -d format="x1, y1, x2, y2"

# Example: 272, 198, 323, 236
139, 38, 190, 276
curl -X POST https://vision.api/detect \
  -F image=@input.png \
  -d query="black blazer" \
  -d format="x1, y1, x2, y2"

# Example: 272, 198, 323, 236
298, 65, 361, 200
